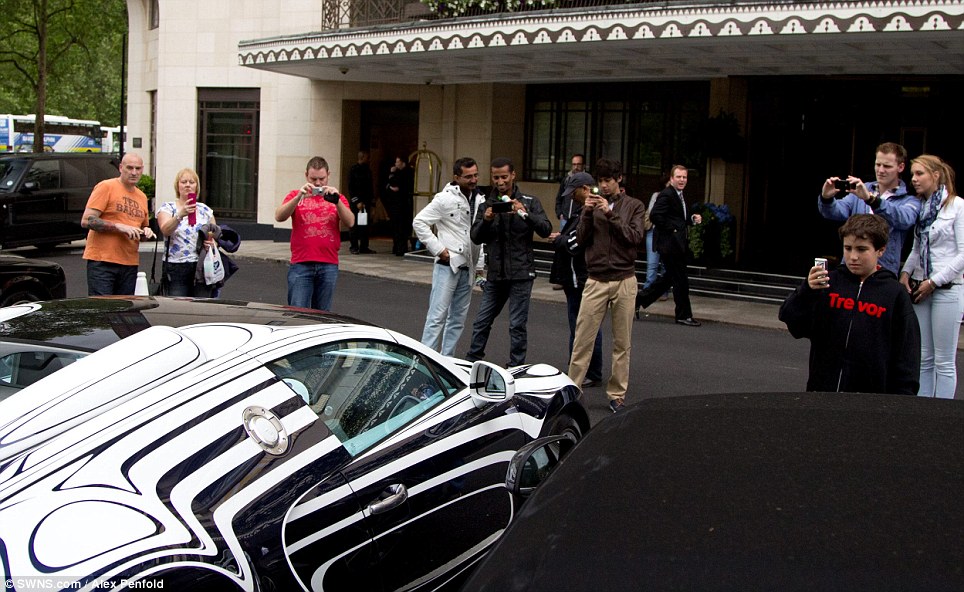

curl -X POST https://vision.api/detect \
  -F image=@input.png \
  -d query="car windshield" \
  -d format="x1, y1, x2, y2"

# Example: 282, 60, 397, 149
0, 159, 27, 192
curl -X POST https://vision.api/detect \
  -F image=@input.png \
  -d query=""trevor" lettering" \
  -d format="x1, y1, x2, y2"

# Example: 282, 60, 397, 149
828, 293, 887, 318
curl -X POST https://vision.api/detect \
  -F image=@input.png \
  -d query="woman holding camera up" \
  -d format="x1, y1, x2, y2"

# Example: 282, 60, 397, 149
899, 155, 964, 398
156, 168, 218, 297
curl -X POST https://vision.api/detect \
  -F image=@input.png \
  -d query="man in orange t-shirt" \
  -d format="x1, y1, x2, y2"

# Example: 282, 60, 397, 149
81, 152, 155, 295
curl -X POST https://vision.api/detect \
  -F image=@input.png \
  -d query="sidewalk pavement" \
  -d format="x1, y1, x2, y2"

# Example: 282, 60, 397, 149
231, 237, 789, 332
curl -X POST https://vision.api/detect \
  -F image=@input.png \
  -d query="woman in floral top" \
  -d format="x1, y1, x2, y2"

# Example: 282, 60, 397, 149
156, 168, 218, 296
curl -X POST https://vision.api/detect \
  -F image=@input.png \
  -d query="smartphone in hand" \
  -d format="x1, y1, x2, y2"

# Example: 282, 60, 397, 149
187, 193, 197, 226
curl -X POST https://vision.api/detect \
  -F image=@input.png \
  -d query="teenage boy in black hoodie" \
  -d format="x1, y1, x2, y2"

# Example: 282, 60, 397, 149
779, 214, 920, 395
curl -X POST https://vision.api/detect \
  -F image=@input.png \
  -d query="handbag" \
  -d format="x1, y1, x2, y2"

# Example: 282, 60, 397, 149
148, 235, 170, 296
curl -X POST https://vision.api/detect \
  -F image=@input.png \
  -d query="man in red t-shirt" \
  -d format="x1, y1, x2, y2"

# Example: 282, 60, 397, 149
275, 156, 355, 310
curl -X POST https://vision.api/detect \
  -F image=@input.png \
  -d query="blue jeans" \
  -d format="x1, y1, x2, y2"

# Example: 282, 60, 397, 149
421, 264, 473, 356
287, 262, 338, 310
643, 228, 662, 289
467, 279, 533, 367
564, 284, 603, 382
87, 260, 137, 296
915, 284, 963, 398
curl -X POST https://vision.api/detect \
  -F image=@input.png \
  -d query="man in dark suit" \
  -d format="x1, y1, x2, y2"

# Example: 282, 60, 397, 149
347, 150, 376, 254
635, 164, 702, 326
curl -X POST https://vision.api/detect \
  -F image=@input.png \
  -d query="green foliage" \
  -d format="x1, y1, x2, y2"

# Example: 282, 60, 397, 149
420, 0, 559, 17
137, 173, 155, 200
0, 0, 127, 126
688, 202, 735, 263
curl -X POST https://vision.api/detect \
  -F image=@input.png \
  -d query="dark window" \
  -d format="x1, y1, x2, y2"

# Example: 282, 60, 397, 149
0, 159, 28, 192
62, 159, 86, 188
197, 89, 260, 220
25, 160, 60, 190
525, 82, 708, 196
89, 158, 120, 183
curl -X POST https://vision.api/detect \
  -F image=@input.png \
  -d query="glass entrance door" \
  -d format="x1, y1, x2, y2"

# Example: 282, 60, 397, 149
198, 89, 260, 220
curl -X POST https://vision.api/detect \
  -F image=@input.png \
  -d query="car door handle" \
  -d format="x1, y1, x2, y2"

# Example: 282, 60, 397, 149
366, 484, 408, 515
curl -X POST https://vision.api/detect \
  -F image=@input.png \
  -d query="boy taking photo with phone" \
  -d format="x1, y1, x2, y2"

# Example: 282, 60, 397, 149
779, 214, 920, 395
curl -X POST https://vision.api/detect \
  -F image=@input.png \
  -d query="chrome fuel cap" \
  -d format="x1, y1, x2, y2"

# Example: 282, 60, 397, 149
242, 406, 289, 455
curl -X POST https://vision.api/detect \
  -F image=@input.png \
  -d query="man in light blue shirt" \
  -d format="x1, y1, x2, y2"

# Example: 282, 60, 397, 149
818, 142, 919, 274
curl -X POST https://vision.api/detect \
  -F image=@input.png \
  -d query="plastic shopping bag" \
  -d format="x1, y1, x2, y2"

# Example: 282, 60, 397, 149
203, 246, 226, 286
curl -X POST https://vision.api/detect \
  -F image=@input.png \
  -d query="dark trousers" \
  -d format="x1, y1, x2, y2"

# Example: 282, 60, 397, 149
637, 252, 693, 320
349, 201, 370, 251
87, 260, 137, 296
467, 279, 533, 367
387, 198, 413, 255
564, 284, 603, 382
165, 261, 213, 297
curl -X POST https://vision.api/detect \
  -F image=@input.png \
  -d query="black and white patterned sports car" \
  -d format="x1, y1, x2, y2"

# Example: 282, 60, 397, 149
0, 318, 588, 591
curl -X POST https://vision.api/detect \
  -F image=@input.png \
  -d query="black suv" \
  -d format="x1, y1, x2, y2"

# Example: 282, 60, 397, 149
0, 153, 120, 249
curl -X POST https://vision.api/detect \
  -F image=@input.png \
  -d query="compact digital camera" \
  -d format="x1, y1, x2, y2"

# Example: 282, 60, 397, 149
833, 179, 856, 192
313, 186, 341, 204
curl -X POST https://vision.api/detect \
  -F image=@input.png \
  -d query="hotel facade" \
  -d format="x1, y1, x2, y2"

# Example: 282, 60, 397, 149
126, 0, 963, 272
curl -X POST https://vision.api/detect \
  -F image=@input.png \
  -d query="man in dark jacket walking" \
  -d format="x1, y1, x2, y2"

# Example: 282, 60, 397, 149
636, 164, 702, 326
549, 170, 603, 387
466, 157, 552, 367
566, 159, 647, 412
779, 214, 920, 395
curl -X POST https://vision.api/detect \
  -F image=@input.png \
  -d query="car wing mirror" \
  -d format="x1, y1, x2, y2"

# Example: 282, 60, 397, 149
505, 433, 578, 498
468, 360, 515, 404
22, 181, 37, 192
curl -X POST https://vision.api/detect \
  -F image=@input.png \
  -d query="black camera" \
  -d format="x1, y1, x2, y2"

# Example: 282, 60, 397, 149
490, 200, 513, 213
313, 186, 340, 204
833, 179, 856, 192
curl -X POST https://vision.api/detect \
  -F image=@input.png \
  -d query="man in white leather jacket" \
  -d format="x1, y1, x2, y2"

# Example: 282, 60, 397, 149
413, 157, 486, 356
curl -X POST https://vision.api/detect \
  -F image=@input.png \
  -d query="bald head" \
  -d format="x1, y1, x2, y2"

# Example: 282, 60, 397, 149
118, 153, 144, 190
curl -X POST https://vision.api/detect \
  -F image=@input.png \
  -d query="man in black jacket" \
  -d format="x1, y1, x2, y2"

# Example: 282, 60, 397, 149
636, 164, 703, 326
347, 150, 375, 254
466, 157, 552, 367
779, 214, 920, 395
549, 170, 603, 387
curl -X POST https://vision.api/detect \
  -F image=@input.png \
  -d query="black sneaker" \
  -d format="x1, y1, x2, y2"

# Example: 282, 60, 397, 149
349, 247, 360, 255
609, 399, 625, 413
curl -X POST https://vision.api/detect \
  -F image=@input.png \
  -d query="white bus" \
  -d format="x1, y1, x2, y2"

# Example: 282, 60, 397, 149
0, 114, 103, 153
100, 125, 126, 153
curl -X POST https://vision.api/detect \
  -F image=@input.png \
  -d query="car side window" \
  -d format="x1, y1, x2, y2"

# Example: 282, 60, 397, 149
0, 159, 27, 191
89, 158, 120, 183
24, 160, 60, 190
266, 340, 461, 456
62, 159, 87, 188
0, 351, 85, 402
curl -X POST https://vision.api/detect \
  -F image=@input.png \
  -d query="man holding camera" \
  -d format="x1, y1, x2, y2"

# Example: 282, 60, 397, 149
567, 159, 647, 413
466, 157, 552, 367
818, 142, 919, 274
275, 156, 355, 310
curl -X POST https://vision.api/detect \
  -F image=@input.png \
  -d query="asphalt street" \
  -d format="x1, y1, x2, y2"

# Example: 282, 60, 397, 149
29, 243, 819, 417
23, 240, 961, 422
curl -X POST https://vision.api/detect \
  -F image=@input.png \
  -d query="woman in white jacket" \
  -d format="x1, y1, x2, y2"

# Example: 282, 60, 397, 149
899, 155, 963, 398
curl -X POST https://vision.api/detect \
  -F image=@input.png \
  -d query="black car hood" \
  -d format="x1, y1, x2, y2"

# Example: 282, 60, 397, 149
0, 296, 368, 352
